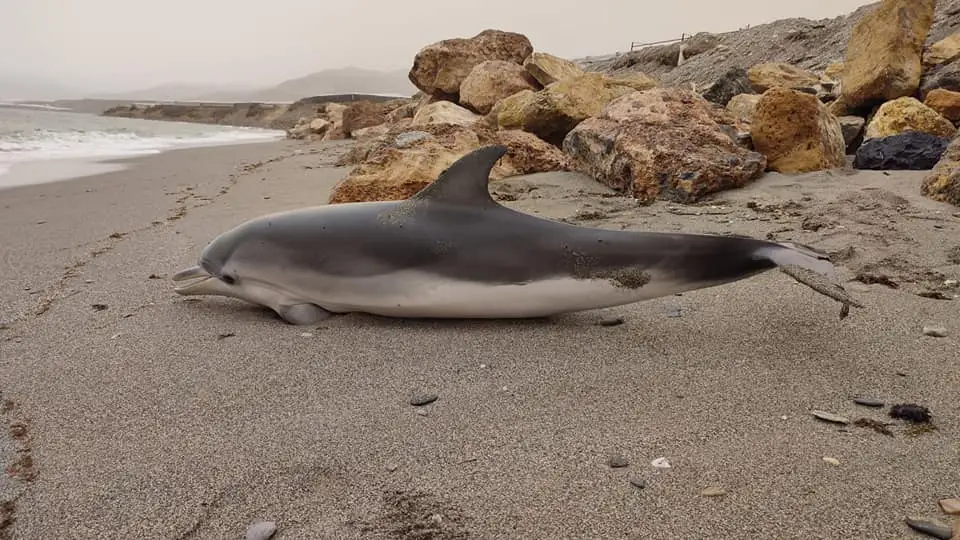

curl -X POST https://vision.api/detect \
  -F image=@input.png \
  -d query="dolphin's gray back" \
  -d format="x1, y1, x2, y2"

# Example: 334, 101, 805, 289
244, 200, 778, 287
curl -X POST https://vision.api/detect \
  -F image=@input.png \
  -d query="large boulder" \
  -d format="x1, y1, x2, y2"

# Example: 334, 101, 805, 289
523, 52, 584, 86
923, 33, 960, 68
747, 63, 820, 93
459, 60, 540, 114
923, 88, 960, 123
840, 0, 936, 111
408, 29, 533, 99
411, 100, 483, 127
921, 134, 960, 206
329, 123, 569, 203
562, 87, 766, 204
854, 131, 951, 170
492, 73, 635, 145
750, 87, 846, 173
702, 67, 755, 107
863, 96, 956, 140
341, 100, 406, 137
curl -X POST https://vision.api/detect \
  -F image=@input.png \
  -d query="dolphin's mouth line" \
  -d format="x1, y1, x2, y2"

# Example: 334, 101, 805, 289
172, 265, 220, 295
172, 265, 210, 282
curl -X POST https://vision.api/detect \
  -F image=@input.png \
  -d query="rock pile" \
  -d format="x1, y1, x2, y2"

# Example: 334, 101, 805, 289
289, 0, 960, 208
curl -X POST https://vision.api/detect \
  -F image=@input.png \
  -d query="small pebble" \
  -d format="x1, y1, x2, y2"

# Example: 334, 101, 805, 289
608, 454, 630, 468
822, 457, 840, 466
415, 409, 428, 417
410, 393, 438, 407
650, 457, 671, 469
91, 303, 108, 311
939, 498, 960, 515
923, 326, 948, 338
598, 316, 624, 327
904, 517, 953, 540
853, 397, 885, 408
386, 463, 399, 472
300, 332, 313, 338
701, 487, 727, 497
244, 520, 277, 540
811, 410, 850, 425
629, 477, 647, 489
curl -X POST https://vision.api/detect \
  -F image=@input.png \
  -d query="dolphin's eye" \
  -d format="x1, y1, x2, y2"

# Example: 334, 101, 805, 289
220, 275, 236, 285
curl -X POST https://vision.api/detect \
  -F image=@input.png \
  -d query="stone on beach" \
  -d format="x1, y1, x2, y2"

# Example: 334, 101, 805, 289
522, 51, 585, 86
840, 0, 935, 111
408, 29, 534, 98
864, 97, 957, 140
459, 60, 541, 115
750, 87, 846, 173
562, 87, 766, 204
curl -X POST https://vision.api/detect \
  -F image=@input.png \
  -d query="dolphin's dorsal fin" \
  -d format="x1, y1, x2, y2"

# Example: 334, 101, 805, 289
411, 144, 508, 205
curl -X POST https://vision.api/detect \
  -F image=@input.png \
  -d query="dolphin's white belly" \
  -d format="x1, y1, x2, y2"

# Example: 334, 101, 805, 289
287, 269, 687, 318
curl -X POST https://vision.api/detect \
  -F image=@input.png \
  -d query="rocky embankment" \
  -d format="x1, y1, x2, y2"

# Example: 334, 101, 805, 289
284, 0, 960, 209
100, 94, 407, 131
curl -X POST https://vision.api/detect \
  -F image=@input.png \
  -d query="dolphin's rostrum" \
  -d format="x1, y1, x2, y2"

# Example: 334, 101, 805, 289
172, 144, 863, 324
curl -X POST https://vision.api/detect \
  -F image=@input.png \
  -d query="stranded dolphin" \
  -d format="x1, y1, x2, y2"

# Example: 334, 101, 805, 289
172, 144, 862, 325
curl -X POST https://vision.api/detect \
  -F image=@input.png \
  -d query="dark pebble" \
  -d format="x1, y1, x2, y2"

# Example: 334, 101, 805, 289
629, 477, 647, 489
91, 304, 108, 311
410, 393, 438, 407
904, 517, 953, 540
598, 317, 624, 327
889, 403, 932, 423
608, 454, 630, 468
853, 397, 885, 408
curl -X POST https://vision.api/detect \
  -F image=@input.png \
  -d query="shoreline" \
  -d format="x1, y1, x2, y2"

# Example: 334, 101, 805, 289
1, 139, 958, 539
0, 135, 289, 190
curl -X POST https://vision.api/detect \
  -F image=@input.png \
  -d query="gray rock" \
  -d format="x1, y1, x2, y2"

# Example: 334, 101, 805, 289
921, 59, 960, 99
245, 520, 278, 540
838, 115, 865, 154
853, 397, 885, 408
410, 392, 439, 406
923, 326, 948, 338
702, 67, 754, 106
904, 516, 953, 540
608, 454, 630, 468
629, 477, 647, 489
811, 410, 850, 425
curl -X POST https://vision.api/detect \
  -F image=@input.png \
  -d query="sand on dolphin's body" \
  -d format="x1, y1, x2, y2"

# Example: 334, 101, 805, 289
0, 139, 957, 539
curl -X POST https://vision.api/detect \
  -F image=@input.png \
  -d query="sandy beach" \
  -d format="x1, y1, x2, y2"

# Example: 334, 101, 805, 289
1, 139, 958, 539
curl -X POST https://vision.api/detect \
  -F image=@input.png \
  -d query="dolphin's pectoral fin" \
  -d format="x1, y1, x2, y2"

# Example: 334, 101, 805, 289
274, 303, 333, 325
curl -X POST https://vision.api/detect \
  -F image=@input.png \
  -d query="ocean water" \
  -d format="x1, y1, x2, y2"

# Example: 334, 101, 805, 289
0, 106, 285, 186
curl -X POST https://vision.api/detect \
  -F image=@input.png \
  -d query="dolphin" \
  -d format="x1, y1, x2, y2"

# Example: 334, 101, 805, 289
172, 144, 863, 325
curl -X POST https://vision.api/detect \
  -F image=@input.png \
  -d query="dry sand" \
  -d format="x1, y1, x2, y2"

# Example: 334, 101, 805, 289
0, 139, 958, 539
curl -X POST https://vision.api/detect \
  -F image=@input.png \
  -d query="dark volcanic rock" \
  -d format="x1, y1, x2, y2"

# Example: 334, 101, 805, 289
853, 131, 951, 170
702, 67, 755, 107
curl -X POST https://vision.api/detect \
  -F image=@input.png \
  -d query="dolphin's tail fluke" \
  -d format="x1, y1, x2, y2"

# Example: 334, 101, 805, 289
756, 241, 864, 319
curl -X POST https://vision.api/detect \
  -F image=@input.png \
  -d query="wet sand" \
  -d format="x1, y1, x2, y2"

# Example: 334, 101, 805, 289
1, 140, 958, 539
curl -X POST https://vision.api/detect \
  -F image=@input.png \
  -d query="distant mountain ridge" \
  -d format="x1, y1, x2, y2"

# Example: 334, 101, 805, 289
90, 67, 418, 103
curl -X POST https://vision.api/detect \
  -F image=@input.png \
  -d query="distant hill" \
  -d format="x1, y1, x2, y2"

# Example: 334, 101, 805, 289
95, 83, 259, 102
91, 67, 418, 103
0, 74, 84, 101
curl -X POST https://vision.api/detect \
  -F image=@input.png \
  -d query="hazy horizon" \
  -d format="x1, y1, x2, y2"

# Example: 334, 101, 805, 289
2, 0, 876, 98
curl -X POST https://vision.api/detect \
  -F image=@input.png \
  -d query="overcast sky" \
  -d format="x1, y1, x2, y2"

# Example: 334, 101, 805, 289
1, 0, 873, 93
